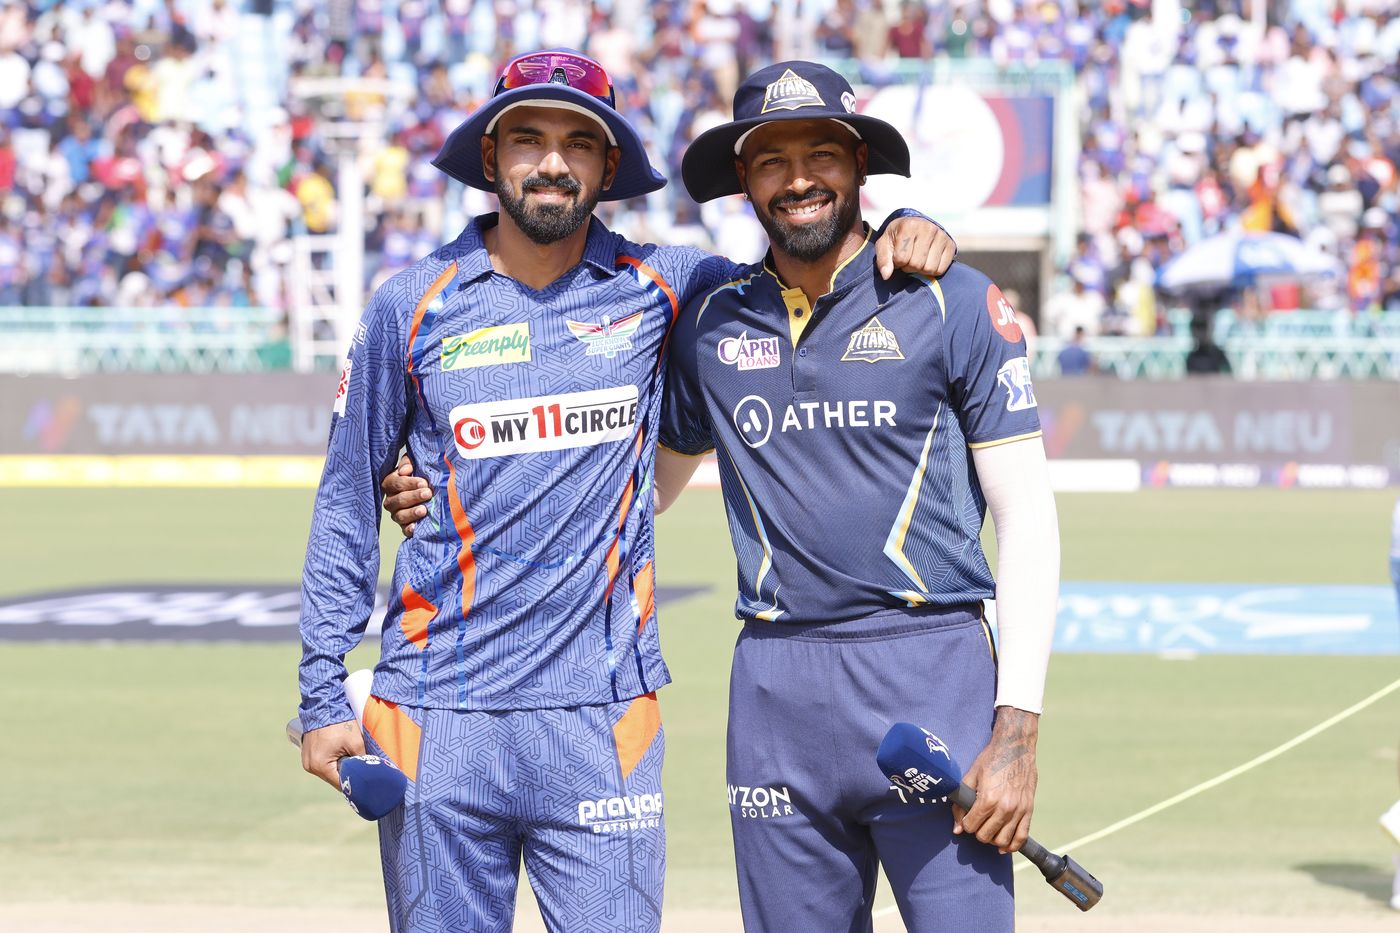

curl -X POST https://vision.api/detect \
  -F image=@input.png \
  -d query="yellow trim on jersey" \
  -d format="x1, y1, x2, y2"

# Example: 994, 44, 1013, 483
724, 448, 784, 621
967, 430, 1044, 450
909, 273, 948, 321
766, 226, 874, 348
827, 226, 873, 293
782, 287, 813, 346
696, 274, 757, 326
883, 401, 943, 597
657, 443, 714, 458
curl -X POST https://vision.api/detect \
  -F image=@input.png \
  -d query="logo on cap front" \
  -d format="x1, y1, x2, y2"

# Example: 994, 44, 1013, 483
761, 69, 825, 113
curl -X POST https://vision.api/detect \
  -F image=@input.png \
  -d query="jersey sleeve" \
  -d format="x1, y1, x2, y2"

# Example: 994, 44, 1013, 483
942, 269, 1042, 447
653, 245, 745, 309
659, 294, 715, 457
297, 281, 409, 730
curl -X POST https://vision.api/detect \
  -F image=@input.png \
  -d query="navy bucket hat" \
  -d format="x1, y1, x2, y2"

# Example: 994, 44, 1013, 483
433, 49, 666, 202
681, 61, 911, 203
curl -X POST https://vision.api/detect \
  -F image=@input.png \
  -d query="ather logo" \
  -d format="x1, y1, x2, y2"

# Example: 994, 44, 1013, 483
733, 395, 773, 449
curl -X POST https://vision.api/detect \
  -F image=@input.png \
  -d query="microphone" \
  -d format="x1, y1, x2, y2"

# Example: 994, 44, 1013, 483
287, 669, 407, 821
876, 722, 1103, 912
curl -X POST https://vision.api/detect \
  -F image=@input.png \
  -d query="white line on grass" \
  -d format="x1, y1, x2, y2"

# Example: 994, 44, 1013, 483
872, 674, 1400, 922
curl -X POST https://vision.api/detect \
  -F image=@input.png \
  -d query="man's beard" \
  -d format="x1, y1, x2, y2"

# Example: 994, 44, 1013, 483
495, 171, 598, 245
753, 186, 860, 263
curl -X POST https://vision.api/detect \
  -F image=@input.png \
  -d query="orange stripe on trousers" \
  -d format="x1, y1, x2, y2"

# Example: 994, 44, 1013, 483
613, 692, 661, 780
362, 696, 422, 783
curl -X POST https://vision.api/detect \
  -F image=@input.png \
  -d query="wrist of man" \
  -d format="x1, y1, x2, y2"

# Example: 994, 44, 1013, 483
299, 701, 357, 733
992, 705, 1040, 741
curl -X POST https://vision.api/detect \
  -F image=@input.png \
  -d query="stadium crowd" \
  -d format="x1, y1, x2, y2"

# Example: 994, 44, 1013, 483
0, 0, 1396, 328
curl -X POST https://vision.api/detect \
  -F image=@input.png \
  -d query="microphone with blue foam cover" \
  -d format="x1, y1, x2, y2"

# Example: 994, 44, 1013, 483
287, 669, 407, 821
876, 722, 1103, 912
335, 754, 408, 820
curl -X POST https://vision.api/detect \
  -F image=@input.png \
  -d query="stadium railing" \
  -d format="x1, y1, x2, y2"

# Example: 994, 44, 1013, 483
1032, 333, 1400, 379
0, 306, 291, 375
4, 306, 1395, 379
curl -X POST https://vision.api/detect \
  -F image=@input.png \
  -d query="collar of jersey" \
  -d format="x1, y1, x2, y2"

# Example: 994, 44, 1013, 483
450, 212, 621, 285
759, 223, 874, 299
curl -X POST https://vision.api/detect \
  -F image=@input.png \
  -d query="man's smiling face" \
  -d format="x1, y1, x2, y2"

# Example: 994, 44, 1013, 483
482, 105, 620, 245
736, 119, 867, 263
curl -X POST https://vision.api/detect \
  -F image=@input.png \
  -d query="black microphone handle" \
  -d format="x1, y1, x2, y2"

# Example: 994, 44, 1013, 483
949, 780, 1061, 878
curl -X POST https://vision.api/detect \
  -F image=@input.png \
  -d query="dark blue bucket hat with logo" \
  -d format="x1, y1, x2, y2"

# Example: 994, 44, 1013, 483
681, 60, 911, 203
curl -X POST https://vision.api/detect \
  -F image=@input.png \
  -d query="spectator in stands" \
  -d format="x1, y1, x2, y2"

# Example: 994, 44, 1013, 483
888, 1, 930, 60
1185, 314, 1232, 375
0, 0, 1396, 325
1057, 326, 1093, 377
1043, 278, 1106, 339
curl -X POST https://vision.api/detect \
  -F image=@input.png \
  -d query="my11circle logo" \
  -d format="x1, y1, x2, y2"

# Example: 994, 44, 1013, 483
455, 418, 487, 450
449, 386, 639, 459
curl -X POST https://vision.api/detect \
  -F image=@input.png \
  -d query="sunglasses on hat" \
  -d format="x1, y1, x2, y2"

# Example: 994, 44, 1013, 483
494, 51, 616, 108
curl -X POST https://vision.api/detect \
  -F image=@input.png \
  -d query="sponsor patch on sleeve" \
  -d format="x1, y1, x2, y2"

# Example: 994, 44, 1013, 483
986, 284, 1023, 343
332, 358, 353, 417
996, 356, 1037, 412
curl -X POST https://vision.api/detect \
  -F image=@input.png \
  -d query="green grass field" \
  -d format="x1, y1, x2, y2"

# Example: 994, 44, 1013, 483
1, 487, 1397, 927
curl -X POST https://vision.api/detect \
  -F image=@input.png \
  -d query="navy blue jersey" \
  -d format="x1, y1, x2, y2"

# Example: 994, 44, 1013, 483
299, 215, 738, 729
660, 229, 1041, 623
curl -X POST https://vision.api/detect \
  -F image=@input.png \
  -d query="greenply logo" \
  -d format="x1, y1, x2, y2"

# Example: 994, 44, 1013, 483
442, 324, 531, 370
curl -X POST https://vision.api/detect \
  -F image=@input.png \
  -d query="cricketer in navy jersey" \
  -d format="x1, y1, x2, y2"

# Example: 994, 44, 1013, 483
661, 245, 1041, 623
655, 60, 1060, 933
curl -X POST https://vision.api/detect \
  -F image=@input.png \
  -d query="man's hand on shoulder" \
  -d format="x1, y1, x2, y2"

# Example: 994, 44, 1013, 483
876, 217, 958, 281
382, 454, 431, 538
953, 706, 1039, 855
301, 719, 367, 789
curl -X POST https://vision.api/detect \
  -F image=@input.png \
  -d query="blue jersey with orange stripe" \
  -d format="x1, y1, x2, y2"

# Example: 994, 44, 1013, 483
659, 236, 1042, 624
298, 214, 739, 729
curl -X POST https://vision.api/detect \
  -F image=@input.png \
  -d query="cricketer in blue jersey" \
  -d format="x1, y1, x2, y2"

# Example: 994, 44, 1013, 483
654, 62, 1062, 932
299, 50, 958, 933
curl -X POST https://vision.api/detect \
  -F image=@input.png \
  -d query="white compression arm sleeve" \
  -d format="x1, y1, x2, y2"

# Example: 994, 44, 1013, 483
972, 437, 1060, 714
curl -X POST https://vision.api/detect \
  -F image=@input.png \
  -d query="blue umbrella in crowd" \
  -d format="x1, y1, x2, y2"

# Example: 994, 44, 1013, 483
1155, 230, 1344, 294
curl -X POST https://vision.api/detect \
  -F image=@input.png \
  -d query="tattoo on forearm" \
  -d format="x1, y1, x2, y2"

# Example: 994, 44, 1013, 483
987, 741, 1030, 775
984, 712, 1038, 783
